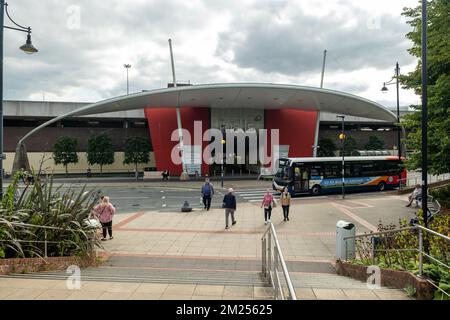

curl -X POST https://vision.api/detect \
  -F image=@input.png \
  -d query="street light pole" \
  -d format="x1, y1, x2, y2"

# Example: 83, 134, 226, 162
124, 64, 131, 95
381, 62, 402, 188
0, 1, 38, 199
337, 115, 345, 199
421, 0, 428, 228
221, 138, 226, 188
0, 2, 4, 199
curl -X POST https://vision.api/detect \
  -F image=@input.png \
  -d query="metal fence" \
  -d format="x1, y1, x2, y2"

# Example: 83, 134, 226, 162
401, 172, 450, 188
0, 220, 98, 260
261, 222, 297, 300
344, 224, 450, 299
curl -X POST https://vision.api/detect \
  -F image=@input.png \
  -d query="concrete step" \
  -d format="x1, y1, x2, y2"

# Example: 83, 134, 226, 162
2, 268, 268, 287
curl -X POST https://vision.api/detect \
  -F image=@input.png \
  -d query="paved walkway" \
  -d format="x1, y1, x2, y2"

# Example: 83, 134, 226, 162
0, 192, 417, 300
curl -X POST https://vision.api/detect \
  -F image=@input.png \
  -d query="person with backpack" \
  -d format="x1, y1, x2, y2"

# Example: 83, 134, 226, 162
281, 187, 291, 221
223, 188, 237, 229
201, 178, 214, 211
261, 189, 276, 225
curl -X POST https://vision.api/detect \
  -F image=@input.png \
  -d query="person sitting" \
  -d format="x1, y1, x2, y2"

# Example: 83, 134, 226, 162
406, 184, 422, 207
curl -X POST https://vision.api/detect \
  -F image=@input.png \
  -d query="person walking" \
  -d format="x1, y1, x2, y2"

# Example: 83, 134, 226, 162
223, 188, 236, 229
92, 196, 115, 241
281, 187, 291, 221
261, 189, 275, 225
201, 178, 214, 211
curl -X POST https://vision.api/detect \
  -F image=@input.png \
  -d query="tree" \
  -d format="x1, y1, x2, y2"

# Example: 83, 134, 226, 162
400, 0, 450, 174
123, 137, 151, 180
364, 135, 385, 150
339, 136, 358, 156
87, 133, 114, 174
317, 138, 337, 157
53, 137, 78, 176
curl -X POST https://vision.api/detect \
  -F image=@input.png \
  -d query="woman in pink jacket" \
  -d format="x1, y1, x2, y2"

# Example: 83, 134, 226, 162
261, 189, 275, 225
92, 196, 115, 241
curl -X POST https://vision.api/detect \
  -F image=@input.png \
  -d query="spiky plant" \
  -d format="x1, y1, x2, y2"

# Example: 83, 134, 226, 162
0, 171, 102, 259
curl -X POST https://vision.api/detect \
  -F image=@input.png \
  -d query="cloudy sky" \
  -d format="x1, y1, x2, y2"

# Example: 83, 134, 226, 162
4, 0, 421, 108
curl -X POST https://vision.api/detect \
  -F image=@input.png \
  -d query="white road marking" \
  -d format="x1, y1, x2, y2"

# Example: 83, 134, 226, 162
113, 196, 145, 199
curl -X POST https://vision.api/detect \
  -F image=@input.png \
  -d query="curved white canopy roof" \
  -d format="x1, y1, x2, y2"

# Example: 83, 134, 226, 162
19, 83, 396, 145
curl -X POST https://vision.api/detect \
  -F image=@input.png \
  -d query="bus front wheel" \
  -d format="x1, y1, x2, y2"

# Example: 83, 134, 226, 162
311, 185, 321, 196
378, 181, 386, 191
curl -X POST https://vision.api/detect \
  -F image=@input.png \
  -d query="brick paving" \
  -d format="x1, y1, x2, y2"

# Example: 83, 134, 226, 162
0, 190, 417, 300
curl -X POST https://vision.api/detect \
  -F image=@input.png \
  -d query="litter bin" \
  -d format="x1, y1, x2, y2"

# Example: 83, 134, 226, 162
336, 220, 356, 261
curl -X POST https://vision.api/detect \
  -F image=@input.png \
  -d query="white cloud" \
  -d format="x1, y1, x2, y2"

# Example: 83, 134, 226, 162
3, 0, 420, 107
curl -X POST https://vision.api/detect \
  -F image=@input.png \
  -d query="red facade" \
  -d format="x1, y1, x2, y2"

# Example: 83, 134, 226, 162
265, 109, 318, 158
145, 107, 318, 175
144, 107, 210, 175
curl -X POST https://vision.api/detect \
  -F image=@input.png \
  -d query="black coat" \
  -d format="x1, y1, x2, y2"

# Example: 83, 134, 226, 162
222, 193, 236, 210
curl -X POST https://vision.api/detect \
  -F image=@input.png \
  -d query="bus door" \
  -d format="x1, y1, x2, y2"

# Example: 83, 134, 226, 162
293, 164, 310, 193
300, 166, 310, 192
293, 166, 302, 193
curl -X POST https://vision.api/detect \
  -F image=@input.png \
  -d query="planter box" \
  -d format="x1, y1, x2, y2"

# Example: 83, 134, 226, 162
335, 260, 435, 300
0, 253, 98, 275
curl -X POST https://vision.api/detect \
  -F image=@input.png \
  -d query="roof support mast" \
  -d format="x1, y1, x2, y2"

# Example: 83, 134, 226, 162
168, 38, 189, 180
313, 49, 327, 157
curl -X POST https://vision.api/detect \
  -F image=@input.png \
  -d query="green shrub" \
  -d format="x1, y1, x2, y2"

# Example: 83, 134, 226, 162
353, 215, 450, 300
430, 184, 450, 209
0, 171, 102, 259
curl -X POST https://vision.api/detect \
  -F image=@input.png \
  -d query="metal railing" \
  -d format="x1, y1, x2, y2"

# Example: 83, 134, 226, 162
0, 220, 98, 260
261, 222, 297, 300
400, 173, 450, 189
344, 224, 450, 298
408, 195, 441, 222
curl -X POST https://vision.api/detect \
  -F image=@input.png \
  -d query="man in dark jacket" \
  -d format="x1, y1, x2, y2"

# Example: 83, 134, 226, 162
222, 188, 237, 229
201, 178, 214, 211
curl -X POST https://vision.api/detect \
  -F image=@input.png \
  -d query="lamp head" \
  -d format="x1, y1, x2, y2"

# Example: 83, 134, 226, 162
20, 32, 38, 54
381, 83, 388, 92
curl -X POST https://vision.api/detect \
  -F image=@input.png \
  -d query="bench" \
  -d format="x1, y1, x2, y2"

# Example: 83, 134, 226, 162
143, 171, 164, 180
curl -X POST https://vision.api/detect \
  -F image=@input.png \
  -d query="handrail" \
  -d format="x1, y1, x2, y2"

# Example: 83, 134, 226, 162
343, 224, 450, 298
344, 225, 450, 242
0, 221, 85, 232
261, 223, 297, 300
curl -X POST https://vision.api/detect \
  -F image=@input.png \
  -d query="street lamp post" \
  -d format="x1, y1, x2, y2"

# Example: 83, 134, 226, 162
337, 115, 345, 199
1, 1, 38, 199
381, 62, 402, 188
221, 138, 226, 188
123, 64, 131, 95
421, 0, 428, 228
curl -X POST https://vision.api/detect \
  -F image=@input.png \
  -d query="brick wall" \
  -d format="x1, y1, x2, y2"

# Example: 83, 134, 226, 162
0, 254, 98, 275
